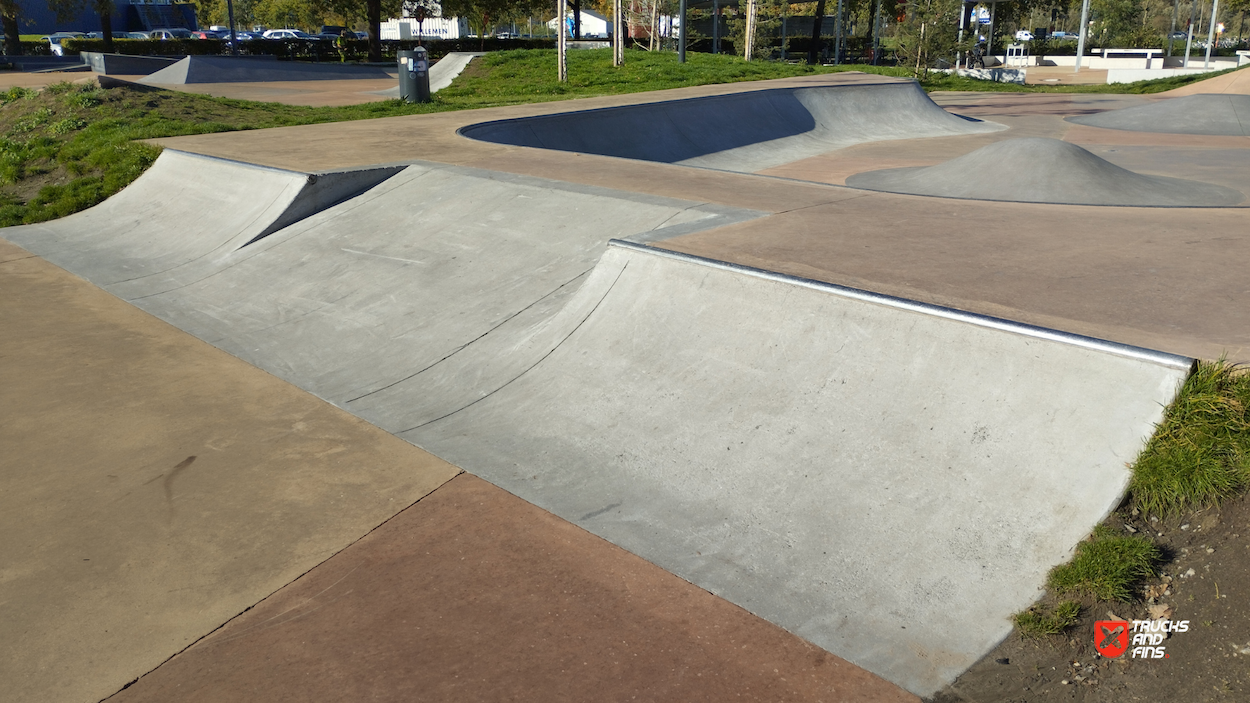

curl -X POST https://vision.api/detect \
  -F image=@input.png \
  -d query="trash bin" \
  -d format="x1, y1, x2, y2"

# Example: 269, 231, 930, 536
397, 48, 431, 104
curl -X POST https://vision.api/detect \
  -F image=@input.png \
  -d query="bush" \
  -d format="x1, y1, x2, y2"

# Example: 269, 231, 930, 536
63, 38, 224, 56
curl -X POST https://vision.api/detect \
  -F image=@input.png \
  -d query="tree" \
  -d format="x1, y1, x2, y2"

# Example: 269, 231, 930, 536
442, 0, 541, 48
1, 0, 21, 56
807, 0, 826, 63
894, 0, 963, 76
48, 0, 117, 51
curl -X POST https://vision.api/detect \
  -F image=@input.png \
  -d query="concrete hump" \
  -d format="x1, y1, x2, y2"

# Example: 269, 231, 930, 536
36, 162, 759, 411
139, 55, 394, 84
80, 52, 178, 76
846, 137, 1245, 207
459, 81, 1005, 173
3, 150, 403, 299
407, 241, 1191, 697
1067, 93, 1250, 136
373, 51, 482, 97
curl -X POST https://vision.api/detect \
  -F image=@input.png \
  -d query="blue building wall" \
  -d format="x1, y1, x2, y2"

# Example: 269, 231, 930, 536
17, 1, 197, 36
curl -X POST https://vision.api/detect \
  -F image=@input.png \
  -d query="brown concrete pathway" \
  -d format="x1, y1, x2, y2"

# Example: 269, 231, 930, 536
109, 473, 917, 703
0, 238, 460, 703
148, 75, 1250, 361
1164, 64, 1250, 95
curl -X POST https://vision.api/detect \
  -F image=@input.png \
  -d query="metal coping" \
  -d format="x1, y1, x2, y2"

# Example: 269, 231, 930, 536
610, 239, 1194, 372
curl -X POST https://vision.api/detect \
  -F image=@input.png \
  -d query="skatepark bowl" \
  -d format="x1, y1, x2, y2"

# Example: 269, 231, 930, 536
6, 71, 1246, 701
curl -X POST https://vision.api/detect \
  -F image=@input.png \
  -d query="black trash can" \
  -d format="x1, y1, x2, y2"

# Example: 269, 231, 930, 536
397, 47, 431, 104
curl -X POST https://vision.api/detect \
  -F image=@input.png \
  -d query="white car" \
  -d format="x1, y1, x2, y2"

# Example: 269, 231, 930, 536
1015, 30, 1035, 42
263, 29, 315, 39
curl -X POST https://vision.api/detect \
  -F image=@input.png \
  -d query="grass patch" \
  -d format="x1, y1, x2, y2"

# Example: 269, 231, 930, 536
1130, 360, 1250, 516
1047, 525, 1161, 602
1014, 600, 1082, 637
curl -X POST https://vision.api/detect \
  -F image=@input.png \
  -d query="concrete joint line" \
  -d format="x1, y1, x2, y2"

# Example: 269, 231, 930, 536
614, 240, 1194, 372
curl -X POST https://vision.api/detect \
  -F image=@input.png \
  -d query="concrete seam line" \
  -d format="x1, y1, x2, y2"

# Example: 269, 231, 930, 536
159, 149, 319, 177
615, 239, 1194, 372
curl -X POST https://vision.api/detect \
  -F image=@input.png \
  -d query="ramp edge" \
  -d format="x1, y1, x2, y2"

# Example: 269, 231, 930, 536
617, 239, 1194, 372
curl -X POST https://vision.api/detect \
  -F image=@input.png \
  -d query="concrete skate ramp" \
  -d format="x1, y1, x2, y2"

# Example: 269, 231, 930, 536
374, 51, 482, 97
1163, 66, 1250, 96
4, 150, 403, 299
846, 138, 1245, 206
406, 242, 1190, 696
1067, 93, 1250, 136
460, 81, 1005, 173
85, 163, 758, 408
139, 55, 394, 84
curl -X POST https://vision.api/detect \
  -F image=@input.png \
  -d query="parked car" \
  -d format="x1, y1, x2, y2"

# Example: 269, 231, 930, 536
262, 29, 317, 40
191, 30, 226, 39
41, 31, 84, 55
147, 28, 194, 40
1015, 30, 1034, 42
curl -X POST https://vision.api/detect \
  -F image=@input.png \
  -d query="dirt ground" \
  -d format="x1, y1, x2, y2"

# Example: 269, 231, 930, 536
933, 492, 1250, 702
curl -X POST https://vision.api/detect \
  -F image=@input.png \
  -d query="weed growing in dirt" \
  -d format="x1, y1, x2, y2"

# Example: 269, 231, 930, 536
1048, 525, 1161, 602
1131, 360, 1250, 516
1013, 600, 1082, 637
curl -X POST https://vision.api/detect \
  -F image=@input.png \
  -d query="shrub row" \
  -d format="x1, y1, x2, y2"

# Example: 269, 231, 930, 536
55, 36, 554, 61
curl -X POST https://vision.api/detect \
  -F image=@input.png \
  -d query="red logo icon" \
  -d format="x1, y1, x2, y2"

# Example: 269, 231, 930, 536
1094, 620, 1129, 658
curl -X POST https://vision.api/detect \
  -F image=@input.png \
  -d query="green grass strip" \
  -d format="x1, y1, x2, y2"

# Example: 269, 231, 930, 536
1013, 600, 1082, 637
1131, 360, 1250, 516
1047, 525, 1161, 602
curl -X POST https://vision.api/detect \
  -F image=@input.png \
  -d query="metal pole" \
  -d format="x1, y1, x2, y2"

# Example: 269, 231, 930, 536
957, 1, 966, 67
872, 0, 881, 64
781, 15, 787, 60
988, 1, 996, 65
558, 0, 568, 81
713, 0, 719, 53
835, 0, 843, 64
226, 0, 238, 56
678, 0, 686, 62
1204, 0, 1219, 68
1074, 0, 1091, 72
1167, 0, 1180, 56
1185, 0, 1197, 67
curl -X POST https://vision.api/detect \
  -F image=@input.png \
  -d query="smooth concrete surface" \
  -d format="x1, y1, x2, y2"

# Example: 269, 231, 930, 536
374, 51, 483, 97
1164, 65, 1250, 95
845, 137, 1245, 206
4, 150, 403, 299
429, 51, 482, 92
404, 242, 1189, 696
0, 238, 461, 703
461, 79, 1005, 173
43, 161, 758, 410
110, 473, 919, 703
140, 55, 394, 84
1068, 93, 1250, 135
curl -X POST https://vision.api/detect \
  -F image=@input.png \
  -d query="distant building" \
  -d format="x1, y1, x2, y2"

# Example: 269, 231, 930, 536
382, 17, 468, 41
15, 0, 198, 37
546, 10, 613, 39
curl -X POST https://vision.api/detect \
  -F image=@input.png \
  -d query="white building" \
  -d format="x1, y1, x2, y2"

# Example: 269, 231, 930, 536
381, 17, 468, 40
546, 10, 613, 38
